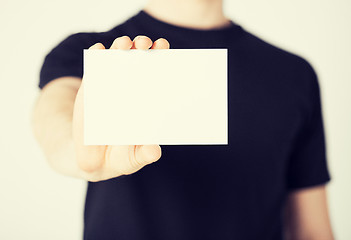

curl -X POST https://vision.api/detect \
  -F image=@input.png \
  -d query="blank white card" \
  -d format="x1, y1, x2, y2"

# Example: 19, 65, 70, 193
83, 49, 227, 145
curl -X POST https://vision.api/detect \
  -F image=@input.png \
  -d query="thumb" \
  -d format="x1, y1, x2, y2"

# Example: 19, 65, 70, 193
135, 144, 162, 166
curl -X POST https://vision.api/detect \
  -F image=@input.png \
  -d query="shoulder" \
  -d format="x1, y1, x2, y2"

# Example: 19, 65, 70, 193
231, 28, 322, 120
39, 22, 130, 89
235, 28, 318, 94
236, 28, 315, 77
49, 16, 136, 53
48, 29, 118, 54
39, 29, 118, 89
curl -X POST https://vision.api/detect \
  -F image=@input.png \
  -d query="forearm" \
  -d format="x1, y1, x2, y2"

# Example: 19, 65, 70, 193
32, 77, 85, 179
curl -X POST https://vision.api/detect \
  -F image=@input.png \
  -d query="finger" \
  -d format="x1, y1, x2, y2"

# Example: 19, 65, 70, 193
110, 36, 133, 49
151, 38, 170, 49
89, 42, 105, 50
107, 145, 162, 175
132, 35, 153, 50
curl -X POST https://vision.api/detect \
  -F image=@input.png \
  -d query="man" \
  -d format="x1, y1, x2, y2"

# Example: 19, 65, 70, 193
32, 0, 334, 239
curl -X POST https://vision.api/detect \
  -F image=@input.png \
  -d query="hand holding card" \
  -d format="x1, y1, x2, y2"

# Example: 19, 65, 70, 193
72, 36, 169, 182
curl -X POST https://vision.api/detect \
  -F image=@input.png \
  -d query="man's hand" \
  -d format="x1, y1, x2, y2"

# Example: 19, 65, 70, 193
73, 36, 170, 181
32, 36, 170, 182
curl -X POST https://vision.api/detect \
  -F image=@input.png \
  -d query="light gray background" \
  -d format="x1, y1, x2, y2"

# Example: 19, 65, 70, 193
0, 0, 350, 239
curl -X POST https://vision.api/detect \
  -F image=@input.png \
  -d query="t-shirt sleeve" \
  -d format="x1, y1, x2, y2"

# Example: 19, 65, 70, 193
39, 33, 96, 90
286, 62, 331, 191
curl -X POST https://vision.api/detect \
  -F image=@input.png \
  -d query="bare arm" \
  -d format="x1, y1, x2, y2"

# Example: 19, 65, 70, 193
31, 36, 170, 181
32, 76, 86, 179
284, 185, 334, 240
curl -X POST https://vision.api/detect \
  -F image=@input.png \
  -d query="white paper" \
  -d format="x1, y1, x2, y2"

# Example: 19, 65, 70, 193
83, 49, 227, 145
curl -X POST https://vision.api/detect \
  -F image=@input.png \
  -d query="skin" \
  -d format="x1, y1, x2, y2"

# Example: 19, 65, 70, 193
144, 0, 232, 30
32, 36, 169, 182
31, 0, 335, 239
284, 185, 334, 240
73, 36, 169, 180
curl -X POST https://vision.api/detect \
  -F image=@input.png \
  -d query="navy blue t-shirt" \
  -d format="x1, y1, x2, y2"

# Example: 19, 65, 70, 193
39, 10, 331, 240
